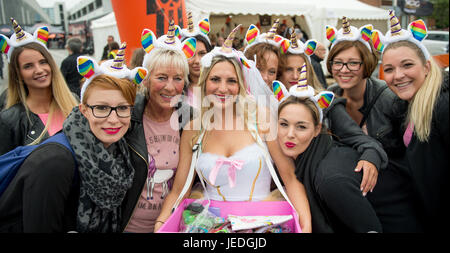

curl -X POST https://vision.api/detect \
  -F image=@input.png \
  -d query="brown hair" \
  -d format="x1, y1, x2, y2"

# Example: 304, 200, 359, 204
82, 74, 138, 105
244, 43, 280, 71
278, 96, 321, 127
326, 40, 378, 79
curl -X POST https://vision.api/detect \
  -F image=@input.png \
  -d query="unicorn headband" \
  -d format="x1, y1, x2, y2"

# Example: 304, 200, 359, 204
77, 42, 148, 102
0, 18, 50, 62
370, 10, 431, 60
272, 63, 335, 123
326, 16, 374, 52
201, 24, 252, 69
284, 29, 318, 61
141, 20, 197, 67
244, 19, 290, 55
180, 11, 211, 45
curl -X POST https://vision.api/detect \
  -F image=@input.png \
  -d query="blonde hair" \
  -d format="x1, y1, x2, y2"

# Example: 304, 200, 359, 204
6, 42, 78, 145
142, 48, 189, 96
384, 41, 443, 142
194, 55, 258, 146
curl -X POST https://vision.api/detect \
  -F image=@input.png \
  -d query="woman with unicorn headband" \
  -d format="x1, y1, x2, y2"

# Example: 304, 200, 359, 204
180, 12, 213, 108
155, 25, 312, 233
0, 43, 148, 232
123, 20, 198, 233
0, 18, 78, 155
243, 19, 289, 89
274, 63, 382, 233
279, 23, 388, 198
325, 15, 421, 232
372, 11, 448, 232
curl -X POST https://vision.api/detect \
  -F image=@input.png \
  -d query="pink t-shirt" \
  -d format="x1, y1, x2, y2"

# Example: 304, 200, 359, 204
403, 122, 414, 147
38, 111, 65, 136
124, 113, 180, 233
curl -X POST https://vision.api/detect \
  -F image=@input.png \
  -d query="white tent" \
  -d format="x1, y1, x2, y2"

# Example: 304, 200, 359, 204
91, 12, 121, 62
186, 0, 390, 46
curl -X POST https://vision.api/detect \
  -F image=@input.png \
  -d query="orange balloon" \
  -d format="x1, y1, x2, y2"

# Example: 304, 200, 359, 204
111, 0, 187, 65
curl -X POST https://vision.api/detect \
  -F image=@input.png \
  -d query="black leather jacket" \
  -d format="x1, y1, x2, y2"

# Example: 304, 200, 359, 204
328, 77, 408, 160
0, 103, 48, 155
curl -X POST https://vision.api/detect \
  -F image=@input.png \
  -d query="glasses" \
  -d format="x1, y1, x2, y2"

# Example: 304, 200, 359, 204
330, 61, 363, 71
86, 104, 133, 118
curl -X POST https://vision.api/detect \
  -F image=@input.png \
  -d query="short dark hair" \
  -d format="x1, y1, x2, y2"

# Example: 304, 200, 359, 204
326, 40, 378, 79
66, 37, 82, 54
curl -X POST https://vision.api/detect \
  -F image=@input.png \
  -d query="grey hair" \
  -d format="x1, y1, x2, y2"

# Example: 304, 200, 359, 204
66, 37, 83, 54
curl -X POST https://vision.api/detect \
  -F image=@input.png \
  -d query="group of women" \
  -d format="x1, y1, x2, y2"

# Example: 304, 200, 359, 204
0, 9, 447, 233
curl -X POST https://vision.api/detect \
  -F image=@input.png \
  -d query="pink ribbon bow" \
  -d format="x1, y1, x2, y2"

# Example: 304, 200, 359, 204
209, 158, 245, 188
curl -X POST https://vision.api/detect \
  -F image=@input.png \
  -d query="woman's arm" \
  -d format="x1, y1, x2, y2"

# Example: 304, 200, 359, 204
154, 127, 197, 232
266, 139, 312, 233
325, 100, 386, 195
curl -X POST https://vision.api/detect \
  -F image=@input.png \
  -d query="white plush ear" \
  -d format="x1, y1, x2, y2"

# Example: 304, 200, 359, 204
313, 91, 335, 110
272, 80, 290, 103
198, 18, 210, 35
77, 56, 100, 79
129, 67, 148, 85
33, 26, 49, 47
141, 28, 156, 54
245, 24, 260, 45
408, 19, 428, 42
0, 34, 11, 55
303, 39, 318, 56
325, 25, 338, 44
174, 25, 182, 40
181, 37, 197, 59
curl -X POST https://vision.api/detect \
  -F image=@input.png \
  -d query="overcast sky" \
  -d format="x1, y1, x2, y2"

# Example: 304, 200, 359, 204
36, 0, 83, 10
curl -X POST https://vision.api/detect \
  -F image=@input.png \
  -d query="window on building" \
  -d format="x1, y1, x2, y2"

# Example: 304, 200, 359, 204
88, 3, 94, 12
82, 7, 87, 15
96, 0, 102, 8
59, 4, 63, 11
77, 11, 81, 18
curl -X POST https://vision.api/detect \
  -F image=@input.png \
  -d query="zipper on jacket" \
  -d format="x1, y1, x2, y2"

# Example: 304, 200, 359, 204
123, 143, 149, 232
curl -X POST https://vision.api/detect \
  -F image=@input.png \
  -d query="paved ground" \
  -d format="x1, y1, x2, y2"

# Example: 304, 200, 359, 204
0, 49, 68, 94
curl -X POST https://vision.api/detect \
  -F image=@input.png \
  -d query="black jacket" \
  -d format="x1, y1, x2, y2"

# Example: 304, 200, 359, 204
406, 77, 449, 232
60, 53, 83, 96
328, 77, 408, 158
0, 103, 48, 156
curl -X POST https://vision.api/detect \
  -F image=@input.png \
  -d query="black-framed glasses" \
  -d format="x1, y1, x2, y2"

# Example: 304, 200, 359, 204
86, 104, 133, 118
330, 61, 363, 71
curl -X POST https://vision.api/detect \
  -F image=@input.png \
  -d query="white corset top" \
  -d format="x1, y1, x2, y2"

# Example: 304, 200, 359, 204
196, 143, 272, 201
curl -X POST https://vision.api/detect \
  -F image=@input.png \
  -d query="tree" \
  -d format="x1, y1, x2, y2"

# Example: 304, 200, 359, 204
429, 0, 449, 29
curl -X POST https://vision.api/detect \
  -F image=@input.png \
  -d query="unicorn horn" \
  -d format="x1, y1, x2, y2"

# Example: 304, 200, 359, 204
290, 28, 299, 49
11, 17, 26, 41
389, 9, 402, 36
266, 19, 280, 40
342, 17, 352, 35
222, 24, 241, 53
296, 63, 308, 91
165, 20, 176, 45
111, 42, 126, 70
187, 11, 194, 33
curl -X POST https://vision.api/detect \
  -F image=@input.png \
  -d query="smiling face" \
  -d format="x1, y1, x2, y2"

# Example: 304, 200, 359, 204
18, 48, 52, 92
277, 102, 321, 159
188, 40, 207, 82
205, 60, 240, 110
80, 85, 132, 148
279, 54, 305, 90
382, 46, 430, 102
146, 64, 185, 112
331, 46, 365, 90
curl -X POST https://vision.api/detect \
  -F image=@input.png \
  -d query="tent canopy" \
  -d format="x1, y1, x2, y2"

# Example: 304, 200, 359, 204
91, 12, 121, 61
186, 0, 389, 45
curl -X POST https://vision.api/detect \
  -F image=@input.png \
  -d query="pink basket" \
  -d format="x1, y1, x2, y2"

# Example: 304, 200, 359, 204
158, 199, 302, 233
